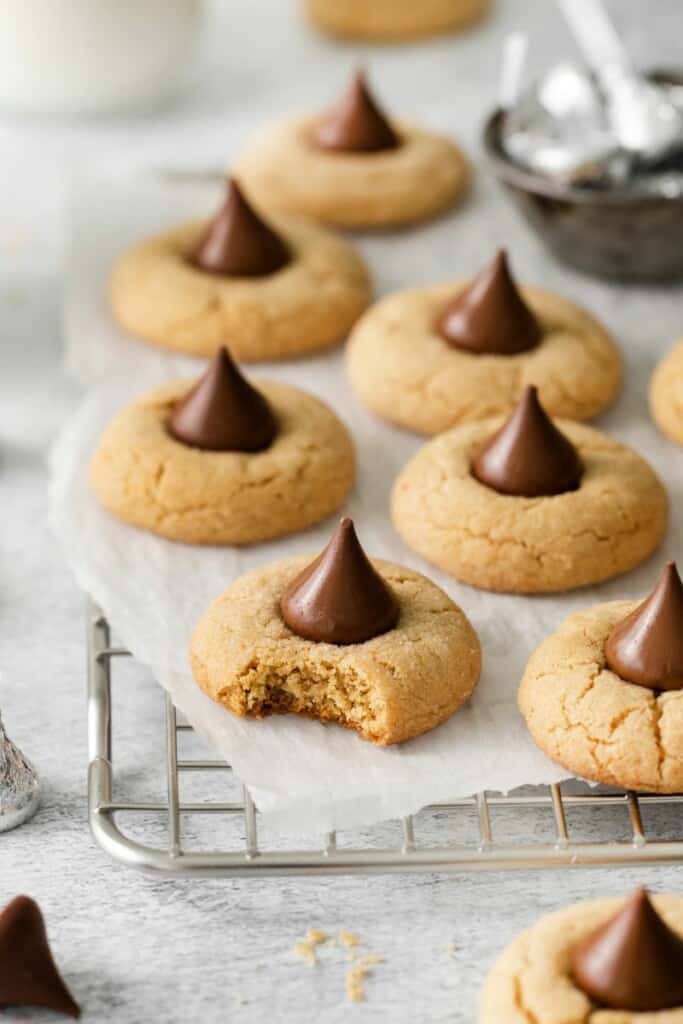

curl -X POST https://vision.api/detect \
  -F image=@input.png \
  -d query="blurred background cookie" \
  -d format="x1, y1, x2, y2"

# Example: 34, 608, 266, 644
304, 0, 491, 41
237, 70, 469, 228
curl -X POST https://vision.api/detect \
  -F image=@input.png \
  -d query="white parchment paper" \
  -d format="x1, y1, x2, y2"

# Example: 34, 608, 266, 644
51, 163, 683, 834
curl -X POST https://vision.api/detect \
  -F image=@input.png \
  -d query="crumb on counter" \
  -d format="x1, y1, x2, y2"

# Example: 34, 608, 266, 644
338, 929, 361, 947
346, 966, 369, 1002
293, 940, 317, 964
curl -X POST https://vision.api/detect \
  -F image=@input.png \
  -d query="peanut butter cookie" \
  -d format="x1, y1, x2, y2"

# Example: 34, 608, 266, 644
392, 412, 667, 594
236, 73, 469, 229
650, 339, 683, 446
305, 0, 490, 40
91, 375, 355, 545
190, 546, 481, 745
348, 269, 621, 434
110, 187, 370, 361
481, 893, 683, 1024
519, 581, 683, 793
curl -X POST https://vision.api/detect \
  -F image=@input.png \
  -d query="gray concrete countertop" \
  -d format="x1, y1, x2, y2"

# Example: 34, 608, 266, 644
2, 1, 682, 1020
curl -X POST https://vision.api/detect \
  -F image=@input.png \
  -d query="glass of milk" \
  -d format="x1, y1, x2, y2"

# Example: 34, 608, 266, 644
0, 0, 203, 115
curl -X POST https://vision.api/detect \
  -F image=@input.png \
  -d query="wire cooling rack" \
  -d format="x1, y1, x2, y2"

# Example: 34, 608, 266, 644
87, 602, 683, 877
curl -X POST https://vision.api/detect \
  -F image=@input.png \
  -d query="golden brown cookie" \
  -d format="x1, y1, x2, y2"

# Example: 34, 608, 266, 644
236, 117, 469, 229
650, 339, 683, 446
190, 557, 481, 744
347, 282, 622, 434
90, 379, 355, 545
519, 600, 683, 793
480, 894, 683, 1024
109, 213, 371, 361
305, 0, 490, 40
391, 419, 668, 593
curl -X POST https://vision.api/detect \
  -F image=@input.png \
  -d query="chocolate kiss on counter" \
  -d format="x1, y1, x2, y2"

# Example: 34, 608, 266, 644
191, 178, 290, 277
280, 517, 399, 644
571, 888, 683, 1012
169, 347, 277, 452
472, 386, 583, 497
605, 562, 683, 691
313, 70, 400, 153
0, 895, 80, 1018
439, 250, 542, 354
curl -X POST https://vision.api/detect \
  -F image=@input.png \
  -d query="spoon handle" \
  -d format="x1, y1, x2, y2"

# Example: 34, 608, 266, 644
556, 0, 630, 80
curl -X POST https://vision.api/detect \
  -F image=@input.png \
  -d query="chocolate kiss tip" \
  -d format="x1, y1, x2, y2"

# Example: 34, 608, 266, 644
605, 561, 683, 691
472, 385, 583, 497
191, 177, 290, 278
571, 888, 683, 1012
439, 248, 542, 355
313, 69, 400, 154
0, 896, 80, 1018
280, 517, 399, 645
169, 346, 277, 452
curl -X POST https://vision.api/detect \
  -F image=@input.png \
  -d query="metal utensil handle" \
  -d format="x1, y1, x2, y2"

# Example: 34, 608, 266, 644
498, 32, 528, 109
556, 0, 630, 79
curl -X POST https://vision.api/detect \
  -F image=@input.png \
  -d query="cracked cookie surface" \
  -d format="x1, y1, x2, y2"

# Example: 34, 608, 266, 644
190, 558, 481, 744
236, 117, 469, 228
305, 0, 490, 40
518, 601, 683, 792
110, 214, 371, 360
90, 380, 354, 545
347, 282, 622, 434
391, 419, 667, 593
481, 894, 683, 1023
650, 339, 683, 446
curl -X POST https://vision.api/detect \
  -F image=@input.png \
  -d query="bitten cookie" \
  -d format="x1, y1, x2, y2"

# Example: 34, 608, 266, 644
650, 339, 683, 445
191, 519, 481, 744
519, 564, 683, 793
91, 351, 355, 545
392, 389, 667, 593
305, 0, 490, 40
109, 179, 371, 360
236, 71, 469, 229
347, 251, 621, 433
481, 892, 683, 1023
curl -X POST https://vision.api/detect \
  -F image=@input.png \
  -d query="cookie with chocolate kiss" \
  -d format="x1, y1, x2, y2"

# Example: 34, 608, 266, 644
605, 562, 683, 691
236, 72, 468, 229
191, 522, 481, 743
280, 518, 399, 644
572, 888, 683, 1012
480, 892, 683, 1023
392, 389, 664, 593
472, 386, 583, 497
439, 250, 542, 355
192, 179, 290, 278
313, 70, 400, 154
0, 895, 80, 1018
169, 347, 277, 452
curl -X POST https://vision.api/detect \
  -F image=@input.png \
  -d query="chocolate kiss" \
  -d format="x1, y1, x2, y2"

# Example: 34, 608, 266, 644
572, 888, 683, 1012
169, 347, 277, 452
191, 178, 290, 277
0, 895, 80, 1018
439, 250, 542, 354
472, 386, 583, 497
280, 518, 399, 645
605, 562, 683, 691
313, 70, 400, 154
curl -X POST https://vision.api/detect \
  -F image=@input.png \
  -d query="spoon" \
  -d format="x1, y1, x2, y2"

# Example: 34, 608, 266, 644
557, 0, 683, 164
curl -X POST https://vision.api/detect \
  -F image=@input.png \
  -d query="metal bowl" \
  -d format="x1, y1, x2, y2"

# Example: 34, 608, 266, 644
482, 108, 683, 282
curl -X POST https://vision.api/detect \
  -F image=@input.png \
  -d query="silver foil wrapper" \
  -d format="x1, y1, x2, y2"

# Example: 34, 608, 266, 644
0, 711, 40, 832
500, 62, 683, 195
